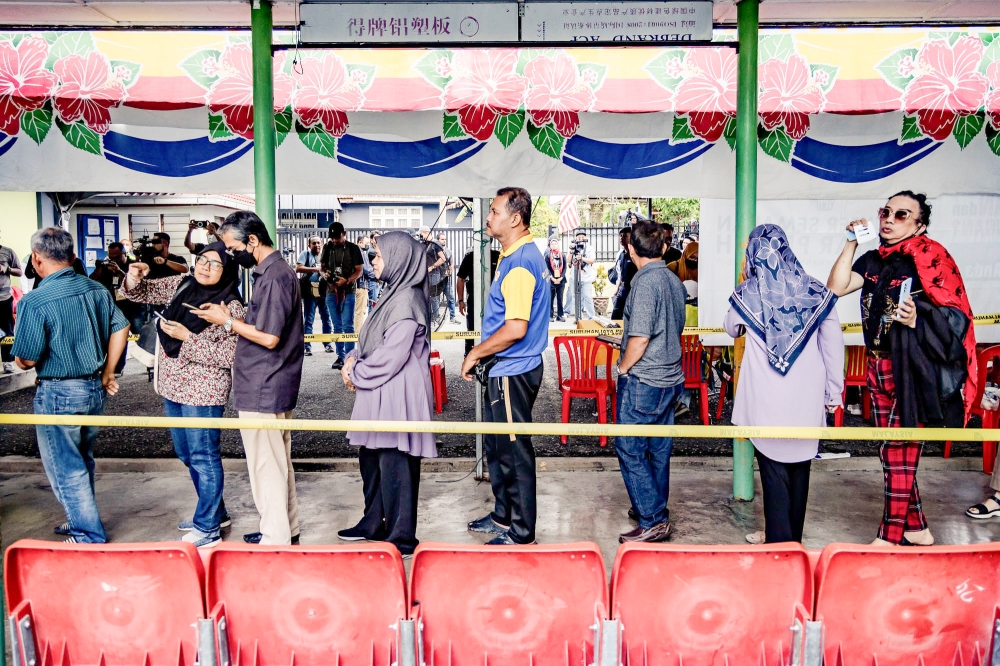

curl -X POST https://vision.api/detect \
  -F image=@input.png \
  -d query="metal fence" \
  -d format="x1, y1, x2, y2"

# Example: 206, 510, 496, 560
277, 226, 494, 266
547, 225, 622, 262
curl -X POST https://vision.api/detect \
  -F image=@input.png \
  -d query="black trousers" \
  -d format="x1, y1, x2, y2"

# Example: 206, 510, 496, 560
354, 447, 422, 554
756, 450, 811, 543
483, 363, 543, 544
0, 296, 14, 363
550, 281, 565, 319
464, 299, 475, 356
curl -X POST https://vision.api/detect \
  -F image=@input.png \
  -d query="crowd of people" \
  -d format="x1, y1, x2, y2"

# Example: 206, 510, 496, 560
4, 187, 991, 553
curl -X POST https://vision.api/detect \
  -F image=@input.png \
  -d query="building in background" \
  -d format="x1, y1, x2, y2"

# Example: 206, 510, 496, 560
277, 195, 341, 229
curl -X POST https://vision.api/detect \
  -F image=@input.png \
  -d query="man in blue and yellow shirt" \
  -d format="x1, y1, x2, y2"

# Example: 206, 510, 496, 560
462, 187, 550, 545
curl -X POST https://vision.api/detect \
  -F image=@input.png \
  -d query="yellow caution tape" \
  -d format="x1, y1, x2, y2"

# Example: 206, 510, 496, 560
0, 413, 994, 442
4, 313, 999, 346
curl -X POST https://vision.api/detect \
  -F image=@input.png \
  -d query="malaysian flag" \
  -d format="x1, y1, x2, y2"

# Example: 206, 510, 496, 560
557, 195, 580, 235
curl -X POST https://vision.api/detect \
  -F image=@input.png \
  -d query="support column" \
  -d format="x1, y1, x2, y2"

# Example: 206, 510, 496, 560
732, 0, 759, 501
472, 198, 492, 479
251, 0, 277, 240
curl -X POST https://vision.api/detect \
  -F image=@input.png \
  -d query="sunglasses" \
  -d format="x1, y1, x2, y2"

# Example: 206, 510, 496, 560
878, 207, 914, 223
195, 256, 224, 270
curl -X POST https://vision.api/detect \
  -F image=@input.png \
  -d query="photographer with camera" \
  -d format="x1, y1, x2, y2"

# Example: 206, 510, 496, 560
320, 222, 363, 369
90, 242, 142, 371
185, 220, 221, 255
145, 233, 188, 279
569, 230, 596, 321
296, 236, 334, 356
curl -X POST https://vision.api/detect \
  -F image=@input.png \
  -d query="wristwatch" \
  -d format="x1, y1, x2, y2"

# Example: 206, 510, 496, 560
223, 317, 235, 332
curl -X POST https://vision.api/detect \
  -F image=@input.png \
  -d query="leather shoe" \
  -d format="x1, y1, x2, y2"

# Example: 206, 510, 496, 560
618, 522, 671, 544
486, 532, 536, 545
467, 514, 509, 536
243, 532, 300, 545
337, 525, 384, 542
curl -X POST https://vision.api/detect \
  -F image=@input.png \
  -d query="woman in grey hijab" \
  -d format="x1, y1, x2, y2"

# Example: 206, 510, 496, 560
338, 231, 436, 554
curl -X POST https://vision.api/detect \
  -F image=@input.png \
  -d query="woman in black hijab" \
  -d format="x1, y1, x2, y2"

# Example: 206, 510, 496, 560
121, 241, 245, 548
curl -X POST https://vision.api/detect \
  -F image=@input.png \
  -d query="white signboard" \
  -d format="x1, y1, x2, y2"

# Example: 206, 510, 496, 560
523, 1, 713, 43
300, 2, 519, 43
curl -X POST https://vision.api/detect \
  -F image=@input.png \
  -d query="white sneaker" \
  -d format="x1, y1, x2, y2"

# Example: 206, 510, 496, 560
847, 404, 862, 416
2, 362, 15, 374
180, 530, 221, 548
745, 530, 766, 545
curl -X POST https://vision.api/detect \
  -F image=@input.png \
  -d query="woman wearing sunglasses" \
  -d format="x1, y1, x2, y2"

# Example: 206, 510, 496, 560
827, 191, 977, 546
121, 242, 245, 548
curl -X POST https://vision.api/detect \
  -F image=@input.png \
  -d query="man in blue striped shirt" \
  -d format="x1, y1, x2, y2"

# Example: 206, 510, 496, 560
12, 228, 130, 544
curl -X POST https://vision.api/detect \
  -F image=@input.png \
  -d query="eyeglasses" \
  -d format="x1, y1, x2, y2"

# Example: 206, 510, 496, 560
878, 207, 914, 223
195, 256, 224, 270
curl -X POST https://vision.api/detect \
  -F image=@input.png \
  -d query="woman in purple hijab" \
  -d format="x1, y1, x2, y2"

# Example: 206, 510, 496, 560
338, 231, 436, 555
724, 224, 844, 545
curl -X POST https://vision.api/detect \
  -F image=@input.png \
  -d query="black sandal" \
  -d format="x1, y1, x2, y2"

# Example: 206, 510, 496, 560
966, 495, 1000, 519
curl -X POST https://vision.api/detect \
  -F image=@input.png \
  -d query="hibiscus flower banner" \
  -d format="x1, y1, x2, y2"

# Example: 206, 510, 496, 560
0, 27, 997, 197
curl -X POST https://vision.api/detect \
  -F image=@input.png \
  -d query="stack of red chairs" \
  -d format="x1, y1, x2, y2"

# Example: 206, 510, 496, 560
429, 350, 448, 414
945, 345, 1000, 471
554, 335, 616, 446
681, 335, 711, 425
833, 346, 870, 427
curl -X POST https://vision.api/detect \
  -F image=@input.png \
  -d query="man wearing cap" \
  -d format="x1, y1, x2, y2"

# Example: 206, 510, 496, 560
569, 230, 596, 320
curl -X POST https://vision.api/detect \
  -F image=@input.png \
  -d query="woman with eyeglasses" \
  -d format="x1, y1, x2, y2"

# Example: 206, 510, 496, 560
121, 242, 246, 548
827, 191, 977, 546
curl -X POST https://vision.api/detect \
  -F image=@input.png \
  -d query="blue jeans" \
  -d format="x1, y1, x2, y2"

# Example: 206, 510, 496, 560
326, 291, 356, 359
615, 375, 683, 529
163, 399, 226, 535
302, 294, 333, 352
368, 282, 380, 310
444, 275, 456, 318
34, 377, 108, 543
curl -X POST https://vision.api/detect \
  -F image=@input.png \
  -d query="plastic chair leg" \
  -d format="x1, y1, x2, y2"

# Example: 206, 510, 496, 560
862, 388, 871, 420
430, 365, 444, 414
834, 406, 844, 428
715, 379, 728, 420
610, 385, 617, 423
597, 392, 608, 447
561, 392, 571, 445
984, 413, 997, 474
944, 441, 952, 458
699, 385, 710, 425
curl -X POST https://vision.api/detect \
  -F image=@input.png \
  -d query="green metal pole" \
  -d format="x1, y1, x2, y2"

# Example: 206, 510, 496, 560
251, 0, 277, 240
733, 0, 760, 501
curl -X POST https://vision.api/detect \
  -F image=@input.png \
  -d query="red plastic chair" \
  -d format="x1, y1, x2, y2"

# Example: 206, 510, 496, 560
206, 543, 408, 666
5, 540, 207, 666
554, 336, 616, 446
814, 543, 1000, 666
409, 542, 609, 666
833, 346, 870, 427
430, 350, 447, 414
610, 543, 814, 666
681, 335, 711, 425
944, 346, 1000, 471
715, 373, 730, 421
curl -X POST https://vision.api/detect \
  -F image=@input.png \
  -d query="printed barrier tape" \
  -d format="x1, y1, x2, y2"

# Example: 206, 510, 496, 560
5, 313, 1000, 346
0, 413, 995, 442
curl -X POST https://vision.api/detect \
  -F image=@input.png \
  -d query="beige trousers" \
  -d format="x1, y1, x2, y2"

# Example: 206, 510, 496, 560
239, 411, 300, 545
354, 288, 369, 331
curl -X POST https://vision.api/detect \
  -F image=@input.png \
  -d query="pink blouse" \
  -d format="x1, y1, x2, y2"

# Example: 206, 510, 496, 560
121, 274, 245, 407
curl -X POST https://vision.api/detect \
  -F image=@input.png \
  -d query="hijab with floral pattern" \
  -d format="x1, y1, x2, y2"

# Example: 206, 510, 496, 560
730, 224, 837, 375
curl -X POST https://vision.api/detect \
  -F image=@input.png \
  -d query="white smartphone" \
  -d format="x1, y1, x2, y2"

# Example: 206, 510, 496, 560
853, 221, 878, 243
153, 311, 168, 323
898, 277, 913, 304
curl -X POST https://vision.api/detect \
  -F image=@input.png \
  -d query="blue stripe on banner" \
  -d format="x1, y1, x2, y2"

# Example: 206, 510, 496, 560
102, 132, 253, 177
562, 135, 713, 179
791, 136, 941, 183
337, 135, 486, 178
0, 134, 17, 159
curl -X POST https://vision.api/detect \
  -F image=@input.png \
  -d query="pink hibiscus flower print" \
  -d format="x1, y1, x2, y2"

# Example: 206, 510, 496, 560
986, 61, 1000, 131
0, 36, 58, 136
523, 53, 596, 138
673, 48, 737, 142
902, 36, 989, 141
293, 55, 364, 137
443, 49, 527, 140
53, 51, 126, 134
207, 44, 295, 139
758, 55, 826, 140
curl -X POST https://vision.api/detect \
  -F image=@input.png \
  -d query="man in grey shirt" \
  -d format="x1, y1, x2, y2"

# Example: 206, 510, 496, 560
615, 220, 686, 544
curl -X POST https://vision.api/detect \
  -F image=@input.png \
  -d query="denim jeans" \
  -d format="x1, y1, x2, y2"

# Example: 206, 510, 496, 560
444, 275, 456, 318
34, 377, 108, 543
615, 375, 683, 529
163, 399, 226, 536
367, 282, 380, 310
326, 291, 356, 359
302, 294, 333, 352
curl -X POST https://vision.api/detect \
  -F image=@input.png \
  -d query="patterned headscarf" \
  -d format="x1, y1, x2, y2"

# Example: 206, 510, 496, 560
730, 224, 837, 375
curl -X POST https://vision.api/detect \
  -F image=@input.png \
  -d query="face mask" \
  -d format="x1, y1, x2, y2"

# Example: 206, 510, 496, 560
685, 258, 698, 270
232, 245, 257, 268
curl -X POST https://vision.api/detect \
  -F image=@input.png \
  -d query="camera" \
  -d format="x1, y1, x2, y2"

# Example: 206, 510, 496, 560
132, 236, 158, 265
192, 220, 210, 229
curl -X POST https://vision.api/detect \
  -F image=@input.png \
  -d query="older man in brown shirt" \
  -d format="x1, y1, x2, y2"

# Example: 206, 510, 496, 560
199, 211, 304, 546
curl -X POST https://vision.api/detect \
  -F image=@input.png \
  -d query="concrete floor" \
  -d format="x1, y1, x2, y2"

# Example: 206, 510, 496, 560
3, 459, 999, 573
